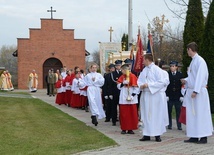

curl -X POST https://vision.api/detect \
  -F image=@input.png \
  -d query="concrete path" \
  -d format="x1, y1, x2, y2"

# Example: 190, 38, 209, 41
14, 89, 214, 155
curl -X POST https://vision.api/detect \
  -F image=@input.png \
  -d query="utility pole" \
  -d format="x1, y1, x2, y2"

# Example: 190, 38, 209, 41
128, 0, 133, 50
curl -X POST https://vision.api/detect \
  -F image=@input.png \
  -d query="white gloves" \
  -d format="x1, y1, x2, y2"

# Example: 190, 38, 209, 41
166, 96, 169, 102
109, 95, 113, 100
123, 80, 129, 85
104, 96, 108, 99
130, 96, 134, 101
180, 97, 184, 102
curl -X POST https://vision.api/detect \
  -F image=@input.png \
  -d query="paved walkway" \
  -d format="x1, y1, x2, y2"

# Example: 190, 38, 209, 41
14, 89, 214, 155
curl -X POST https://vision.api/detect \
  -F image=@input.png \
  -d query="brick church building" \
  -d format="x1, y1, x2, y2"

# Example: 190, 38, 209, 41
15, 17, 89, 89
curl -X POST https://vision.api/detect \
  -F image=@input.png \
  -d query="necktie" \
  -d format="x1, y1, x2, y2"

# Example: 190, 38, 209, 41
173, 72, 176, 75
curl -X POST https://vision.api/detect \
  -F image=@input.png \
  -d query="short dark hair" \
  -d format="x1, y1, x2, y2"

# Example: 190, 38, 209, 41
144, 54, 153, 62
74, 66, 79, 71
187, 42, 198, 52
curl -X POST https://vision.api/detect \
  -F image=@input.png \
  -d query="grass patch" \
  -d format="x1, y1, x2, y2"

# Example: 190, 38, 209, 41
0, 97, 116, 155
0, 90, 30, 95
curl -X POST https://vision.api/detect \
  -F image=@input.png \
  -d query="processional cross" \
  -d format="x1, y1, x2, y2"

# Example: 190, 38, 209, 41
108, 26, 114, 42
47, 7, 56, 19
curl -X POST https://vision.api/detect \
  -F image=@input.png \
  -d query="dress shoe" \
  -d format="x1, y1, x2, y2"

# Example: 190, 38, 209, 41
91, 116, 98, 126
85, 107, 89, 112
178, 127, 182, 130
155, 136, 162, 142
127, 130, 135, 134
184, 138, 199, 143
197, 137, 207, 144
104, 119, 110, 122
139, 136, 150, 141
168, 126, 172, 130
121, 130, 126, 134
112, 122, 116, 126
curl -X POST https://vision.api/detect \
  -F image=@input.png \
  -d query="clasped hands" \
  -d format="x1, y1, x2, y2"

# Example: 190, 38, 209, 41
92, 77, 95, 81
140, 83, 148, 89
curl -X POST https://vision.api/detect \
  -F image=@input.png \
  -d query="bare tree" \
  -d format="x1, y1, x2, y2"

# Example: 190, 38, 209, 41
91, 50, 100, 67
150, 24, 183, 65
164, 0, 211, 20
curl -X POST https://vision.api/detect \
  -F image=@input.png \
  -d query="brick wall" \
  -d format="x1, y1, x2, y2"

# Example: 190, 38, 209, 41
17, 18, 86, 89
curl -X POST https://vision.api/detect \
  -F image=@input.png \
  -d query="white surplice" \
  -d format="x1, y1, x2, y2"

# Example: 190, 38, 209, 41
82, 72, 106, 119
137, 63, 168, 136
71, 78, 80, 94
117, 84, 139, 104
184, 53, 213, 138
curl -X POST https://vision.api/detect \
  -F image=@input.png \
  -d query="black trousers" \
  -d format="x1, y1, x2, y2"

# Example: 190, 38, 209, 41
112, 94, 119, 123
46, 83, 50, 95
105, 98, 113, 120
168, 100, 182, 128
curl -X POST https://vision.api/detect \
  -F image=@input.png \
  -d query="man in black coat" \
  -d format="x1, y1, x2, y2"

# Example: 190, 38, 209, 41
103, 64, 115, 122
103, 60, 122, 126
166, 61, 183, 130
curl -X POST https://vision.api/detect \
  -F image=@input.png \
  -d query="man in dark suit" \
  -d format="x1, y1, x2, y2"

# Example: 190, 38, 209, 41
104, 60, 122, 126
103, 64, 115, 122
166, 61, 183, 130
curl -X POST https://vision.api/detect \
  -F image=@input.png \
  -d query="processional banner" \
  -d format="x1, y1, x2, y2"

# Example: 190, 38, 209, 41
99, 42, 121, 75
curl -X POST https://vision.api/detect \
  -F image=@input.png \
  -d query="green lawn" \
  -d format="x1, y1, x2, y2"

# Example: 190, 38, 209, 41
0, 96, 116, 155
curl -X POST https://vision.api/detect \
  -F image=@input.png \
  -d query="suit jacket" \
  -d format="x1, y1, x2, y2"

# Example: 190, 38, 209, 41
102, 70, 122, 96
166, 71, 183, 101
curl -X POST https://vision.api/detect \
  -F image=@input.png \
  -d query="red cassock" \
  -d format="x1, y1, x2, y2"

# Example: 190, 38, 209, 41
119, 104, 138, 130
55, 80, 65, 105
179, 106, 186, 125
80, 86, 88, 107
63, 74, 74, 104
80, 96, 87, 107
117, 73, 139, 131
71, 93, 81, 108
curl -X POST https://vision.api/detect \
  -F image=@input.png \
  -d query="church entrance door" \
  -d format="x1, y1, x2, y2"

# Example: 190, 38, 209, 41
43, 58, 63, 88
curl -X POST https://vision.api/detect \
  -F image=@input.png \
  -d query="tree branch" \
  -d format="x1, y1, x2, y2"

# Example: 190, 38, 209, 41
164, 0, 186, 20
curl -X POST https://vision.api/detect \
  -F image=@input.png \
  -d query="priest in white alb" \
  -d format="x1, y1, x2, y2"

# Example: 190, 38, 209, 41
137, 54, 169, 142
181, 42, 213, 144
81, 63, 105, 126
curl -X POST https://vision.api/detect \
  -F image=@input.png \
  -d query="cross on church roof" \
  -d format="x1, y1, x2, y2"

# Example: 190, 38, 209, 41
47, 6, 56, 19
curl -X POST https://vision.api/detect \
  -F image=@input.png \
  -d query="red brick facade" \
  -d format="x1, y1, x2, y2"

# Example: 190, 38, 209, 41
17, 18, 86, 89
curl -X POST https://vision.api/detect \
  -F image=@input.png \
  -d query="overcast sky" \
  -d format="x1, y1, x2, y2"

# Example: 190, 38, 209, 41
0, 0, 184, 53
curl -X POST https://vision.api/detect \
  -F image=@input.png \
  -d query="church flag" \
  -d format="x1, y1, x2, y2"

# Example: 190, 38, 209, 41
146, 33, 155, 61
133, 28, 144, 73
130, 46, 135, 71
147, 33, 153, 54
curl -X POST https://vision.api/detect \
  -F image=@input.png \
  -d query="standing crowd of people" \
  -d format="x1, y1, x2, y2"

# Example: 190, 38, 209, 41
53, 42, 212, 144
1, 42, 213, 144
